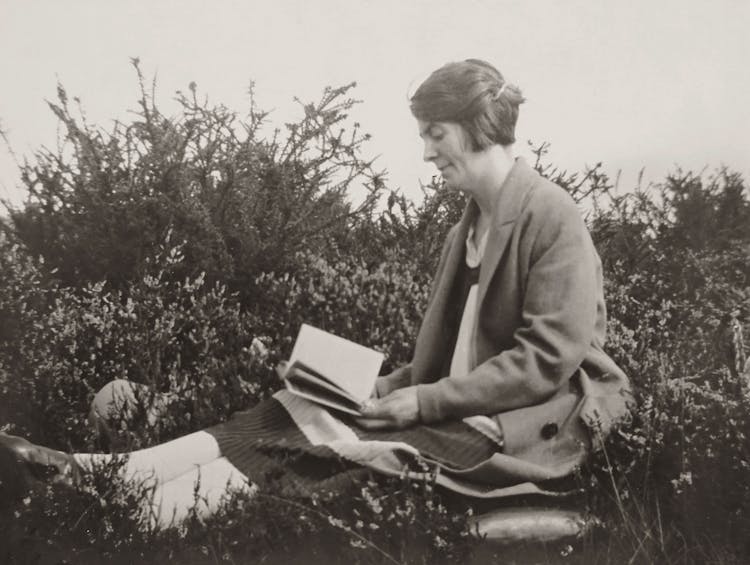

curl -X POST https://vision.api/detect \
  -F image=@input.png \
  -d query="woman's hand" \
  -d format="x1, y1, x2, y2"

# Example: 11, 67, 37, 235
356, 386, 420, 430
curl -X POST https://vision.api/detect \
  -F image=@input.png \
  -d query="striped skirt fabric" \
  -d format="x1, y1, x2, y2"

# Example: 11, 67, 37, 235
206, 390, 507, 497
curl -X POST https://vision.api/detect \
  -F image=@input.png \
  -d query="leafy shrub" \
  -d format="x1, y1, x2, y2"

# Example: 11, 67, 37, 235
575, 166, 750, 563
0, 232, 58, 436
252, 250, 431, 374
581, 360, 750, 563
9, 60, 385, 307
1, 456, 160, 565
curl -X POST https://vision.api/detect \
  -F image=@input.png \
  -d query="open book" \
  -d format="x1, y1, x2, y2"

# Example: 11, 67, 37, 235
283, 324, 384, 415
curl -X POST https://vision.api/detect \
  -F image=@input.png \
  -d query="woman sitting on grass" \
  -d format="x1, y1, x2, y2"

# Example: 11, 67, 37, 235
0, 59, 630, 529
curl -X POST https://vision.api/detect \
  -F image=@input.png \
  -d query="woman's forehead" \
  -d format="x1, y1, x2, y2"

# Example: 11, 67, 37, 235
417, 120, 436, 136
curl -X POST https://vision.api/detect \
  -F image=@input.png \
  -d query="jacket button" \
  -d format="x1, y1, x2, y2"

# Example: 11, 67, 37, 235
541, 422, 558, 440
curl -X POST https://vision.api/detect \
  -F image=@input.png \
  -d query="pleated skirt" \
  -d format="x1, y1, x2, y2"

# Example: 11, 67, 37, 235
206, 390, 504, 496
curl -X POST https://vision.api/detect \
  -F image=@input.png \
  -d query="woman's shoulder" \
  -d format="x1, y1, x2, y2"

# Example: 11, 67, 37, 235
517, 172, 584, 231
526, 174, 579, 215
515, 174, 589, 254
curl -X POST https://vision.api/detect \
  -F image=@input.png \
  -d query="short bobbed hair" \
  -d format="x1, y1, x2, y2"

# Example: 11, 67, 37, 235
410, 59, 526, 151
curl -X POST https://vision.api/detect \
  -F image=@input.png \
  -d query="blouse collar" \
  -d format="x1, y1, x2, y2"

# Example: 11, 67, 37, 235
465, 222, 489, 268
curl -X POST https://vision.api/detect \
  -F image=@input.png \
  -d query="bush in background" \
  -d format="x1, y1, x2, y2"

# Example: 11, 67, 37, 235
8, 60, 385, 306
251, 250, 430, 375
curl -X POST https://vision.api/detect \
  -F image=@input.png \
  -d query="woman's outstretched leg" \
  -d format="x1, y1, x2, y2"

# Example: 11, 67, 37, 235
79, 448, 256, 530
0, 432, 255, 529
83, 379, 256, 528
74, 430, 222, 484
85, 379, 226, 482
2, 379, 256, 529
147, 456, 255, 529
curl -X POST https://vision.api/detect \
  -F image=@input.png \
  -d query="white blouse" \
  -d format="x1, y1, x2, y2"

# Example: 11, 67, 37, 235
449, 222, 488, 379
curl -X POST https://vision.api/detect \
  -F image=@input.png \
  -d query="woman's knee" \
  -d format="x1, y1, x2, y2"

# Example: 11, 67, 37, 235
90, 380, 140, 420
88, 380, 172, 443
88, 380, 139, 440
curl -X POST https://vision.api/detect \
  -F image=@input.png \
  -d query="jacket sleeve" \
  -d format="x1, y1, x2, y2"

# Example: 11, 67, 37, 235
416, 187, 599, 423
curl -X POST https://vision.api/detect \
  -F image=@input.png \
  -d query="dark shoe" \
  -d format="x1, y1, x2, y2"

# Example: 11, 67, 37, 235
0, 443, 34, 506
0, 432, 82, 487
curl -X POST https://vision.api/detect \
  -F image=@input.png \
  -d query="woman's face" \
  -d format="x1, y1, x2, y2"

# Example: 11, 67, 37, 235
417, 120, 478, 190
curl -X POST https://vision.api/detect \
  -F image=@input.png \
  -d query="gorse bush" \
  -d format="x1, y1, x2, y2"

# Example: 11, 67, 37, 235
595, 169, 750, 382
1, 66, 750, 563
9, 59, 385, 305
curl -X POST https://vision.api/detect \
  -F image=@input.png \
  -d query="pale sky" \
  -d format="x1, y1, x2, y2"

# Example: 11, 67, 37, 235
1, 0, 749, 208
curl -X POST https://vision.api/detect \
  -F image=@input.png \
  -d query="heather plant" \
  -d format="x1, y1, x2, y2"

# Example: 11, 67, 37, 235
571, 167, 750, 563
251, 250, 431, 374
3, 460, 477, 565
0, 231, 59, 436
578, 357, 750, 564
9, 232, 273, 451
162, 469, 477, 565
1, 455, 160, 565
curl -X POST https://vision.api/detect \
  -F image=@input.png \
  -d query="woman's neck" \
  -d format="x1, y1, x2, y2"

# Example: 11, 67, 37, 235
465, 144, 516, 235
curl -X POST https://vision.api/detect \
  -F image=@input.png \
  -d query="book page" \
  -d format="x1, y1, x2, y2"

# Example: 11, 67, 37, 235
285, 372, 363, 416
286, 324, 384, 401
286, 362, 361, 404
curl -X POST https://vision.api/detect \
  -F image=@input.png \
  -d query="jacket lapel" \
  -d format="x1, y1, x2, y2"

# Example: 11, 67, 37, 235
475, 158, 538, 308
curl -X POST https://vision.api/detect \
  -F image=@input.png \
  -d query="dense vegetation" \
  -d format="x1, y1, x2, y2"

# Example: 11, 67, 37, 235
1, 62, 748, 563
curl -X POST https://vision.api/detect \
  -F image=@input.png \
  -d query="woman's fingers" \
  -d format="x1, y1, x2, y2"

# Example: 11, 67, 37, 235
359, 399, 391, 419
356, 387, 419, 430
355, 398, 394, 430
357, 398, 397, 429
354, 417, 393, 430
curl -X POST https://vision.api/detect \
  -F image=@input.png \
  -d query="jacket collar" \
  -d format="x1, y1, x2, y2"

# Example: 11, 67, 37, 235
489, 156, 539, 226
454, 157, 539, 307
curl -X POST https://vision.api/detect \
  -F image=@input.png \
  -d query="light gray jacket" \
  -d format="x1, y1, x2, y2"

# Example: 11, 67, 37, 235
377, 157, 630, 485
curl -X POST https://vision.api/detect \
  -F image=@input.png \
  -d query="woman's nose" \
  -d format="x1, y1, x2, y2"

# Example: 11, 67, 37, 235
422, 141, 437, 162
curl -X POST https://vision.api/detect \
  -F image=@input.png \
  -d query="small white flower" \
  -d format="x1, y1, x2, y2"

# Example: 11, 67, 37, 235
250, 337, 269, 360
